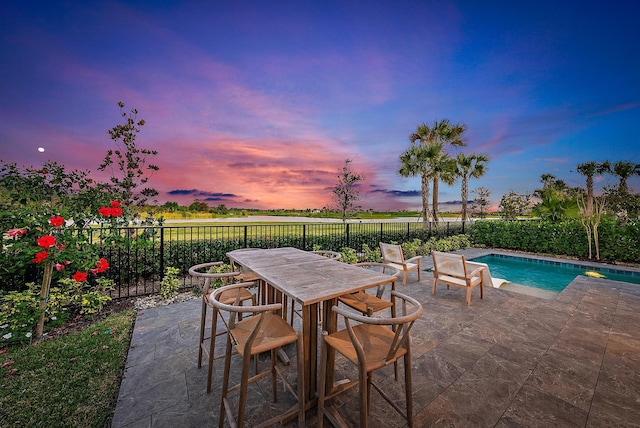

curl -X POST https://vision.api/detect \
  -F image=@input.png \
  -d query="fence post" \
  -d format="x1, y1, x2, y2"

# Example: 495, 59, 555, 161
302, 224, 306, 250
345, 223, 350, 248
159, 227, 165, 279
243, 226, 248, 248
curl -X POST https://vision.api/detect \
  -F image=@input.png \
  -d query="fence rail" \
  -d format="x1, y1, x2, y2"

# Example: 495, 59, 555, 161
4, 220, 473, 299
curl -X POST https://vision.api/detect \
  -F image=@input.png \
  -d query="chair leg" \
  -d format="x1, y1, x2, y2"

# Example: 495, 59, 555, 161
237, 350, 253, 428
432, 278, 437, 295
219, 335, 233, 428
404, 351, 414, 428
359, 362, 369, 428
207, 305, 219, 393
198, 299, 207, 368
417, 264, 421, 282
366, 372, 372, 416
317, 333, 328, 428
466, 287, 472, 306
271, 348, 278, 403
296, 333, 305, 427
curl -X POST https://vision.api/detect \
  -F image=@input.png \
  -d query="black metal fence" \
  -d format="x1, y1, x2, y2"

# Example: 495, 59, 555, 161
1, 220, 472, 298
94, 220, 473, 298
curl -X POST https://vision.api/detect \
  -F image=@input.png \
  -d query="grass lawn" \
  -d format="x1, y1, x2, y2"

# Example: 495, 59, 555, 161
0, 310, 135, 427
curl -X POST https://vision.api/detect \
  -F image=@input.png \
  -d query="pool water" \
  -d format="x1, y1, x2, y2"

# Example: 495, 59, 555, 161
470, 254, 640, 293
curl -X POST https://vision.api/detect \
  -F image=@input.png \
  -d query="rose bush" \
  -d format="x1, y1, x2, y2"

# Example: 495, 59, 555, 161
0, 204, 123, 345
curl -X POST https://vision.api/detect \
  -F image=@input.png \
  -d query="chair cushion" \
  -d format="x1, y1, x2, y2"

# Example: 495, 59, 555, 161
206, 287, 254, 307
339, 292, 393, 315
230, 312, 297, 356
325, 324, 407, 372
385, 262, 418, 271
436, 274, 482, 287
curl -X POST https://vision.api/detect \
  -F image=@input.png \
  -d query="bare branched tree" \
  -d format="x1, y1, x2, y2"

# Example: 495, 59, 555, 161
332, 159, 365, 222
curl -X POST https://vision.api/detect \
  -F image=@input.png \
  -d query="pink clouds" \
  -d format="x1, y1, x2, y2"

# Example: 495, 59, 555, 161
144, 126, 412, 211
150, 134, 370, 209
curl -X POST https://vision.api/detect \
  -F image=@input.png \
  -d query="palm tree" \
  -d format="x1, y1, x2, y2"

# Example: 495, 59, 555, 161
452, 153, 489, 221
610, 160, 640, 192
534, 174, 571, 199
410, 119, 467, 221
576, 161, 610, 216
398, 142, 440, 223
533, 188, 579, 222
540, 173, 557, 189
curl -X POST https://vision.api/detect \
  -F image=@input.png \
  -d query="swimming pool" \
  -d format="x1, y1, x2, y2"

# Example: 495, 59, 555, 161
470, 254, 640, 293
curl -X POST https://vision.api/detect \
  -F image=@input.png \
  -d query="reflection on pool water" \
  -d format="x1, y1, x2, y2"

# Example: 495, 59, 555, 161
470, 254, 640, 293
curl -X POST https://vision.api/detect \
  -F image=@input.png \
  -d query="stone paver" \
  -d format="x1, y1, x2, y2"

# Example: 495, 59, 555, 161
111, 249, 640, 427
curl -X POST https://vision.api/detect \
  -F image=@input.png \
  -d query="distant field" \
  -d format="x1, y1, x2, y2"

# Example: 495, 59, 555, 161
136, 213, 468, 242
151, 210, 424, 222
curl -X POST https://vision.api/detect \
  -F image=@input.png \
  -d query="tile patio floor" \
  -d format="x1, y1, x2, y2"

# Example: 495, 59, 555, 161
111, 249, 640, 427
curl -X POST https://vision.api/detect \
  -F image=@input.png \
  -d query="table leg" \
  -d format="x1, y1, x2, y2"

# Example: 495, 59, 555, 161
321, 298, 338, 401
302, 303, 318, 402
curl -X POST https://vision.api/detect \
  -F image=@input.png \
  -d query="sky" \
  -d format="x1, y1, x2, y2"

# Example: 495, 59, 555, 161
1, 0, 639, 212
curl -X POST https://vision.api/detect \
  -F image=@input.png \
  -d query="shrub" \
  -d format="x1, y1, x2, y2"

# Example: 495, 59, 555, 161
359, 243, 381, 262
160, 267, 180, 299
471, 219, 640, 263
339, 247, 359, 264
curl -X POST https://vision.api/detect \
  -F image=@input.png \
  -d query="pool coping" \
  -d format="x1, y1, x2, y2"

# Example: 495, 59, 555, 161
452, 248, 640, 299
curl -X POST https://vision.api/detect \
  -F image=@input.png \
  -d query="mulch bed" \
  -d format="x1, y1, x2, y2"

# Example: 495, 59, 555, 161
42, 297, 137, 341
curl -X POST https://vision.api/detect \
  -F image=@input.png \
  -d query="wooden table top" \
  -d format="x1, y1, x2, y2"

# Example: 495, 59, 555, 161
228, 247, 395, 306
227, 247, 329, 269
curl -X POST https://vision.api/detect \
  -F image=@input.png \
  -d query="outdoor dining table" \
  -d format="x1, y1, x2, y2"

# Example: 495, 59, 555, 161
226, 247, 398, 406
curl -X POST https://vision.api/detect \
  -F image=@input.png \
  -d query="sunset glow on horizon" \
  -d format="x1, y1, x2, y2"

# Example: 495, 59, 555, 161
1, 1, 639, 211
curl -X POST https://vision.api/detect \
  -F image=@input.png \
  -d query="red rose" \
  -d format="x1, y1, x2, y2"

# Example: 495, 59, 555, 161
54, 263, 65, 271
36, 235, 56, 248
110, 201, 121, 208
98, 206, 112, 217
49, 216, 65, 227
72, 271, 88, 282
94, 258, 109, 273
33, 250, 49, 263
111, 207, 123, 217
7, 228, 27, 237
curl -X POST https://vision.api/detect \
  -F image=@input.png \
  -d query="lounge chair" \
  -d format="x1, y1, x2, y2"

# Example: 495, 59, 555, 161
380, 242, 422, 285
431, 251, 485, 305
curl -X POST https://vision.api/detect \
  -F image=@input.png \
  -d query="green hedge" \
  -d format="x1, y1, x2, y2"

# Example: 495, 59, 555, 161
471, 219, 640, 263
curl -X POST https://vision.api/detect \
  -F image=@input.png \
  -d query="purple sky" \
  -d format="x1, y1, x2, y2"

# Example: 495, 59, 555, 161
1, 1, 639, 211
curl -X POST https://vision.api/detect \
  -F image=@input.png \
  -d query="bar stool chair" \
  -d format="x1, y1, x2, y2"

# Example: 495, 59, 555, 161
211, 282, 306, 428
338, 262, 400, 317
318, 291, 424, 428
188, 262, 257, 392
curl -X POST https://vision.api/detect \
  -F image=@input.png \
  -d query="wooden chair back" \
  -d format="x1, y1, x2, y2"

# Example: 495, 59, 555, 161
332, 290, 423, 364
379, 242, 405, 264
431, 251, 469, 280
188, 261, 240, 295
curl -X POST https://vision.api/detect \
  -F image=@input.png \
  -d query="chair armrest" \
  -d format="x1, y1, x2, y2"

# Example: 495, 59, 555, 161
405, 255, 422, 264
467, 266, 486, 278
